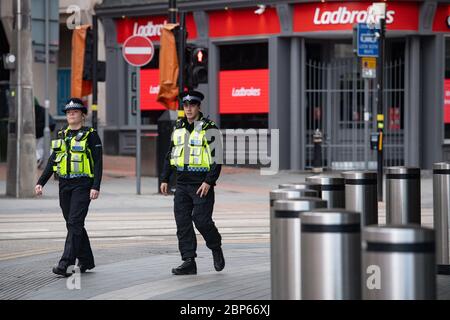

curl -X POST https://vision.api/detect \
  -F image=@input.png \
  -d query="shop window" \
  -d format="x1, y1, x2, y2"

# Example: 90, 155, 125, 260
219, 43, 268, 129
220, 43, 268, 70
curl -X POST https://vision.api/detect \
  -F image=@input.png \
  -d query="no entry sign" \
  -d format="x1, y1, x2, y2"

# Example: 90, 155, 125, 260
122, 35, 155, 195
122, 35, 155, 67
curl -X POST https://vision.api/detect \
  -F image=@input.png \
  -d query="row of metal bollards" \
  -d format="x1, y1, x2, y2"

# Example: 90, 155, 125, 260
270, 163, 450, 300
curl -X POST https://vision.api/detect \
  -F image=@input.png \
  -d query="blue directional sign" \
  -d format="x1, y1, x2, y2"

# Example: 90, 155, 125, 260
357, 23, 379, 57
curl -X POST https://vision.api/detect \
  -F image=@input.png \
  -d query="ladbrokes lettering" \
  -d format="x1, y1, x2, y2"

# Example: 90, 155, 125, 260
133, 21, 166, 38
313, 6, 395, 25
231, 87, 261, 97
149, 85, 159, 95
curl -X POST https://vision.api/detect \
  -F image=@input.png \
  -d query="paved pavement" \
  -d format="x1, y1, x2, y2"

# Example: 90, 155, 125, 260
0, 157, 449, 300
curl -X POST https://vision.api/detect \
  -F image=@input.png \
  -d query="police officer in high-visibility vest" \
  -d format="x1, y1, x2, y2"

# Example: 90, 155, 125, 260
160, 90, 225, 275
35, 98, 103, 277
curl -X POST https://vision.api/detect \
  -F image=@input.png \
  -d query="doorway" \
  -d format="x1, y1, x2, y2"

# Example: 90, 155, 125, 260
304, 39, 405, 170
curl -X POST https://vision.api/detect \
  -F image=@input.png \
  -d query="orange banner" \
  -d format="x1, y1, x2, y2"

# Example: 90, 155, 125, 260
156, 24, 179, 110
71, 25, 92, 98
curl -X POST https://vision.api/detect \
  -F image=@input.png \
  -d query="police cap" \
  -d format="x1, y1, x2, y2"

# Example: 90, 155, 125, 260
63, 98, 88, 114
180, 90, 204, 105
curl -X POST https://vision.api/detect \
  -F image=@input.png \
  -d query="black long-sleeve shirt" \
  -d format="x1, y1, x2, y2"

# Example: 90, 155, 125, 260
37, 128, 103, 190
161, 113, 222, 186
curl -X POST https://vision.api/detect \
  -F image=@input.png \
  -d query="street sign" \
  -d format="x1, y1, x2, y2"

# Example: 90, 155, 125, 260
357, 23, 379, 57
122, 35, 154, 195
362, 57, 377, 79
122, 35, 154, 67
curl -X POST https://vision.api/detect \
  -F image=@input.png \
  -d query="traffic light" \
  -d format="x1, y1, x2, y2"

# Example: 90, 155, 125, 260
192, 47, 208, 84
82, 28, 106, 82
185, 46, 208, 89
82, 27, 94, 81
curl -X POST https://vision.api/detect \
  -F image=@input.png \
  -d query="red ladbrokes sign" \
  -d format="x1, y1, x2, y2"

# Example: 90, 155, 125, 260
293, 1, 419, 32
219, 69, 269, 114
116, 14, 197, 44
140, 69, 165, 111
444, 79, 450, 124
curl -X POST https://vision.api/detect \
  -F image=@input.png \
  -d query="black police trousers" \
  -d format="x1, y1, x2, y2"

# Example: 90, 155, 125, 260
58, 177, 94, 268
174, 183, 222, 260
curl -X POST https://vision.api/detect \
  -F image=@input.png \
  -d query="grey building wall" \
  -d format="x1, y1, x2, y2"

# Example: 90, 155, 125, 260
269, 36, 291, 170
206, 42, 219, 125
421, 34, 445, 169
289, 37, 305, 170
103, 17, 128, 154
404, 36, 421, 167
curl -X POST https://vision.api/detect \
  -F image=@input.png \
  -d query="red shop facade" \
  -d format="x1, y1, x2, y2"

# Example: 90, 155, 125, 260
96, 0, 450, 170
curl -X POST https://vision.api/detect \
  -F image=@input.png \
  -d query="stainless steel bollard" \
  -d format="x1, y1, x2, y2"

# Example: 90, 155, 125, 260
278, 182, 316, 190
270, 189, 319, 227
306, 175, 345, 208
269, 189, 319, 301
386, 167, 421, 225
433, 162, 450, 275
270, 188, 319, 208
362, 225, 436, 300
343, 171, 378, 226
301, 209, 361, 300
272, 198, 327, 300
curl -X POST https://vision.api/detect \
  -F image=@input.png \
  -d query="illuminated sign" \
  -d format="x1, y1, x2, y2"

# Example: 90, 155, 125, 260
219, 69, 269, 114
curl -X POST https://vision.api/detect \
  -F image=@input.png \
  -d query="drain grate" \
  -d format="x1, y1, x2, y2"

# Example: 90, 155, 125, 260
0, 266, 61, 300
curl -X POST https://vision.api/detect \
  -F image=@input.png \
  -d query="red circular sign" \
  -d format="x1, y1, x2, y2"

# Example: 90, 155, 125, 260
122, 35, 154, 67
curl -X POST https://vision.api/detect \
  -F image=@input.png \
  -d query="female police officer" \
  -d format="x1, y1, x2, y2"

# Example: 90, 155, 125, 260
35, 98, 103, 277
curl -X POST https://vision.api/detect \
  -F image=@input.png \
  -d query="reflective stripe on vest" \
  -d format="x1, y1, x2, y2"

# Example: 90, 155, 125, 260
169, 127, 211, 171
51, 128, 94, 178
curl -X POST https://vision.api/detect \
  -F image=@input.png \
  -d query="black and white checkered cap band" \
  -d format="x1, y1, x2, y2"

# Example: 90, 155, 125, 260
182, 95, 202, 103
64, 102, 85, 111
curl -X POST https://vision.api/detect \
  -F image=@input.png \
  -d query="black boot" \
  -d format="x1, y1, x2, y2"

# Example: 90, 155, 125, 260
212, 247, 225, 272
78, 262, 95, 273
171, 258, 197, 275
52, 265, 71, 277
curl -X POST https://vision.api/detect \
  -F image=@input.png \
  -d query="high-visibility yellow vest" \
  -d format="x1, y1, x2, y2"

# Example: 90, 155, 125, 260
170, 121, 212, 172
51, 127, 94, 178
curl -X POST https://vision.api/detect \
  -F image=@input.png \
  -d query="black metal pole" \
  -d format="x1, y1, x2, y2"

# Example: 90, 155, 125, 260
92, 15, 98, 130
377, 18, 386, 201
169, 0, 177, 23
156, 0, 179, 193
178, 12, 186, 114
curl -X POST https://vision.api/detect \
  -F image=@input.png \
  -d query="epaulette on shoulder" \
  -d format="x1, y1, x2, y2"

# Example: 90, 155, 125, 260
81, 126, 95, 135
57, 126, 68, 138
75, 127, 91, 141
175, 119, 185, 129
202, 118, 217, 130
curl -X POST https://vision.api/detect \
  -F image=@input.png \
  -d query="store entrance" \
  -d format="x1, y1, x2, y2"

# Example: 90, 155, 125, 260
304, 39, 405, 170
